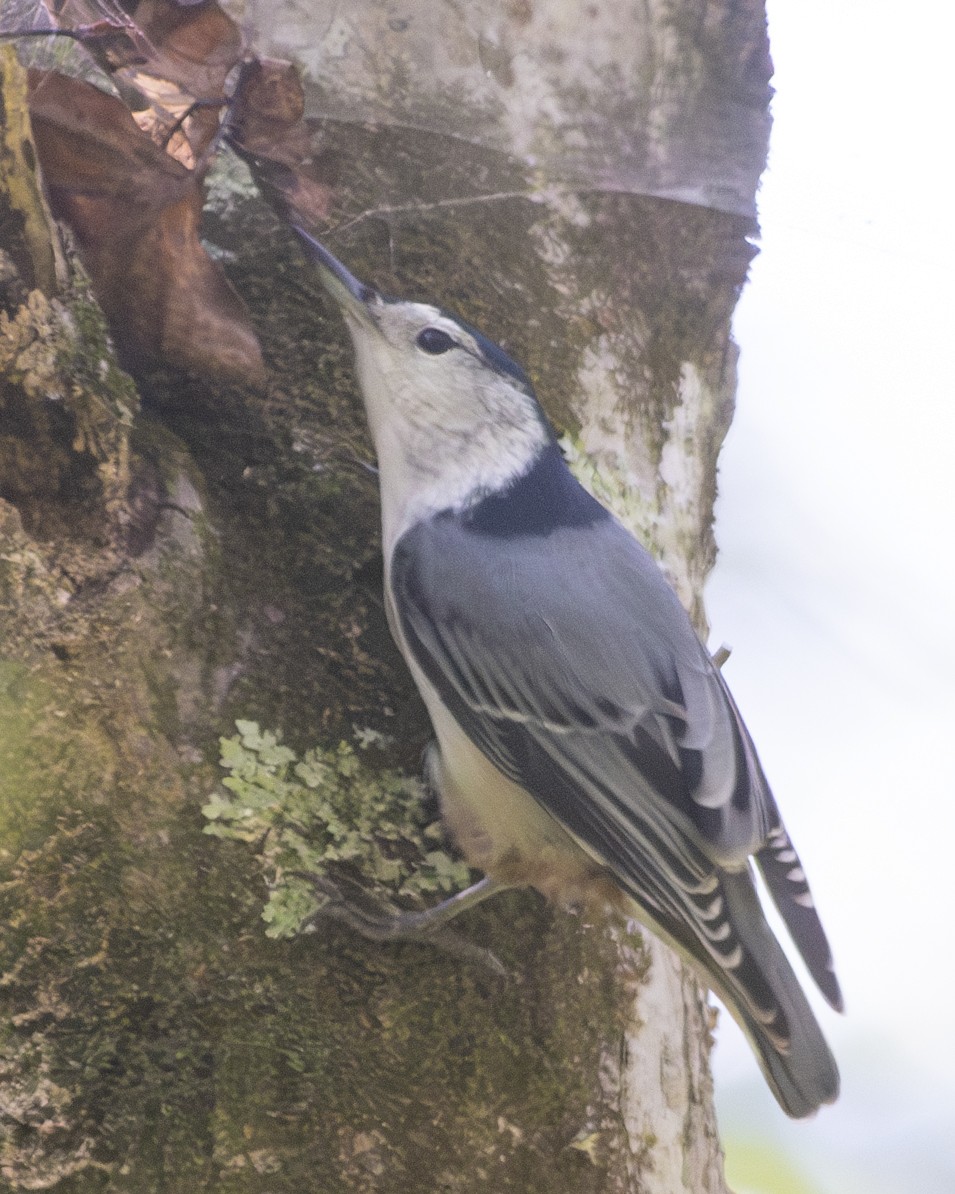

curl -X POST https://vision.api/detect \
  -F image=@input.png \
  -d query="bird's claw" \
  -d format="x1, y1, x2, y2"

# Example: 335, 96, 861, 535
296, 870, 508, 978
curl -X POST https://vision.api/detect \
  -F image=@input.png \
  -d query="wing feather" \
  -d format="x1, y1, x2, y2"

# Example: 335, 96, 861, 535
392, 512, 769, 864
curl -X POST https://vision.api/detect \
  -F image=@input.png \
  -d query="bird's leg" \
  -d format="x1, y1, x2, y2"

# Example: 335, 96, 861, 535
297, 871, 512, 975
306, 872, 503, 937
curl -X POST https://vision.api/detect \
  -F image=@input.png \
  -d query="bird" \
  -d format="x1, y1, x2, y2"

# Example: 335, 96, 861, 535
294, 226, 843, 1118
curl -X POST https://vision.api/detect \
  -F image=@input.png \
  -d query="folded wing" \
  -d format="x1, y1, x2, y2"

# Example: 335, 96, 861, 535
391, 511, 842, 1115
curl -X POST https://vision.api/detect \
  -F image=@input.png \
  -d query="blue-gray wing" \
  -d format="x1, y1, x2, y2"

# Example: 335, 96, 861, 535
390, 513, 842, 1028
392, 512, 773, 866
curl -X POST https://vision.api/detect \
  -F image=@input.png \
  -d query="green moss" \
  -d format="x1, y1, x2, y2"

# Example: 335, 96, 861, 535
0, 659, 59, 864
0, 45, 62, 296
0, 656, 133, 875
0, 268, 138, 556
0, 268, 136, 419
59, 270, 139, 418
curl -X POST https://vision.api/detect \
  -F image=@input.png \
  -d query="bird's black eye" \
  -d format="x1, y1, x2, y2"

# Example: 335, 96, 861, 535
416, 327, 457, 355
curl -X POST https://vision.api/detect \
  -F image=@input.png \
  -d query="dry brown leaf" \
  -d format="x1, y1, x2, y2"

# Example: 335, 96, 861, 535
38, 2, 153, 72
18, 0, 342, 384
226, 57, 335, 229
45, 0, 243, 164
28, 68, 264, 383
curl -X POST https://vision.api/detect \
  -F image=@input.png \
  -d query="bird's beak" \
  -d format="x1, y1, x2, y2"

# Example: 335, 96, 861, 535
293, 226, 378, 320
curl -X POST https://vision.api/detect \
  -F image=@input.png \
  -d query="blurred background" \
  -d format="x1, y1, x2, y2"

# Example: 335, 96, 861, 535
705, 2, 955, 1190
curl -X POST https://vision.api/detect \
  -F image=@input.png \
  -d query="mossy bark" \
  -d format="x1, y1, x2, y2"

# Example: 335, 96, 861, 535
0, 4, 772, 1190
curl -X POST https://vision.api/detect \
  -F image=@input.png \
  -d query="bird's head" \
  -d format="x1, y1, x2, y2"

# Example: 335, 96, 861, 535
296, 228, 552, 538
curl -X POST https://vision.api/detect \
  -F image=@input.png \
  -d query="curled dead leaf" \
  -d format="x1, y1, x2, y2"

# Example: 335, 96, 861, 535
15, 0, 341, 385
28, 68, 264, 383
226, 57, 336, 228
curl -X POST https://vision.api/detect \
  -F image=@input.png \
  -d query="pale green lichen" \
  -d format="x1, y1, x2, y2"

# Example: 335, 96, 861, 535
203, 720, 472, 939
0, 1033, 99, 1190
559, 431, 662, 555
0, 274, 138, 543
1, 272, 134, 411
203, 151, 261, 226
0, 289, 75, 402
0, 502, 72, 615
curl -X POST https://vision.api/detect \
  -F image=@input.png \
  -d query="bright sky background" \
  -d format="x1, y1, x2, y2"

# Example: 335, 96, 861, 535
705, 2, 955, 1190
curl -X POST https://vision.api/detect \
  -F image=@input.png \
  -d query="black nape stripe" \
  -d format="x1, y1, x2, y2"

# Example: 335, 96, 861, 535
455, 316, 535, 393
461, 443, 610, 538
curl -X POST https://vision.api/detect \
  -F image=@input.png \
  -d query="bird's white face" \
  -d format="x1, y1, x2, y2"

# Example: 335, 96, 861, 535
340, 294, 550, 547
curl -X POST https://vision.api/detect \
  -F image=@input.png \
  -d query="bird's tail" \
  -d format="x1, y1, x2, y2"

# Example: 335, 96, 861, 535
713, 868, 840, 1118
756, 823, 844, 1012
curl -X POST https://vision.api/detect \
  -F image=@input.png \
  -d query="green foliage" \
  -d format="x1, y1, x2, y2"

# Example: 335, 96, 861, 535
203, 720, 473, 939
723, 1134, 825, 1194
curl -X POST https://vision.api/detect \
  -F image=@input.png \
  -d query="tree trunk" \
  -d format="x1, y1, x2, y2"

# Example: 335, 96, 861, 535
0, 1, 771, 1190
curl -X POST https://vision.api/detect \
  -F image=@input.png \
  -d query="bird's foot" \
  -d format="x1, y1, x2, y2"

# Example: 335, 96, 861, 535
296, 871, 508, 977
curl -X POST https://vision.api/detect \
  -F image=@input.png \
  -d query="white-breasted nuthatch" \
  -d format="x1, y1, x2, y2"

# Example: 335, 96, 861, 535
295, 228, 842, 1118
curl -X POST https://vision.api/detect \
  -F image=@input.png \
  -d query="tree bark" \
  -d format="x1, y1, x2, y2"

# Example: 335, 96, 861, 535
0, 2, 772, 1190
